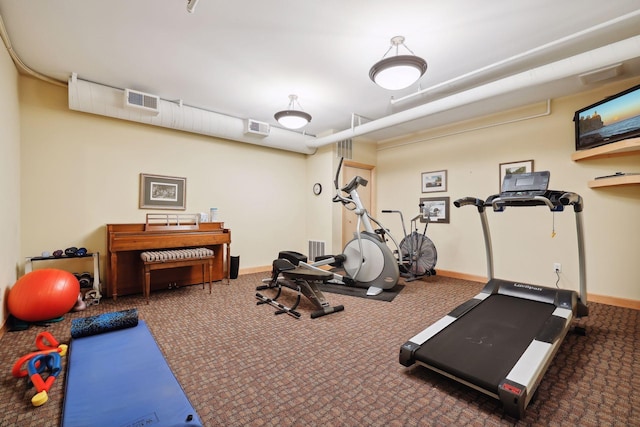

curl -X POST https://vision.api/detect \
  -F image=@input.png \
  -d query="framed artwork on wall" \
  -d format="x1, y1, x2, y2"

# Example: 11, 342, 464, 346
421, 170, 447, 193
498, 160, 533, 190
419, 196, 450, 224
139, 173, 186, 210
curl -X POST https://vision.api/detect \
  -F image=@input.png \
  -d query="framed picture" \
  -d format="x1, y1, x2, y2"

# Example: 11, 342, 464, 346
499, 160, 533, 190
139, 173, 186, 210
421, 170, 447, 193
419, 197, 450, 224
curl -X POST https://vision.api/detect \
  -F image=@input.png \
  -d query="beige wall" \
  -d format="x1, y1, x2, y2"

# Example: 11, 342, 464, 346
0, 42, 20, 323
19, 76, 312, 282
4, 64, 639, 331
375, 78, 640, 302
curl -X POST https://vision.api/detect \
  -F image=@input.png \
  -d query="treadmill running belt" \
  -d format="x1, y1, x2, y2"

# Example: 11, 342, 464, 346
414, 294, 555, 393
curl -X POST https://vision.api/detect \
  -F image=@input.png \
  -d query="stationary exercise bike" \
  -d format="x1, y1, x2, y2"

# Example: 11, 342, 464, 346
383, 204, 437, 282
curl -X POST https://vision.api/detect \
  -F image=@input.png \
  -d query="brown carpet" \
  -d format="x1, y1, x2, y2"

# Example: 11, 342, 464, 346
0, 272, 638, 426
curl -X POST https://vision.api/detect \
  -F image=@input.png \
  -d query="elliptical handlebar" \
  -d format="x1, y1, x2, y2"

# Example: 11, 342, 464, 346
332, 157, 351, 206
332, 157, 369, 208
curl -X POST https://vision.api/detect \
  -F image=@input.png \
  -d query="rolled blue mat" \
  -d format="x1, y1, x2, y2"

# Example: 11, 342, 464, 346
71, 309, 139, 338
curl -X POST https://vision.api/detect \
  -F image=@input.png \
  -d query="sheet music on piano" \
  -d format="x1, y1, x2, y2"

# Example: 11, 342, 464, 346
144, 213, 200, 231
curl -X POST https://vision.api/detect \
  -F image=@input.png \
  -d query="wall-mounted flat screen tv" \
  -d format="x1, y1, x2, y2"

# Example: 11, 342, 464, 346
574, 83, 640, 150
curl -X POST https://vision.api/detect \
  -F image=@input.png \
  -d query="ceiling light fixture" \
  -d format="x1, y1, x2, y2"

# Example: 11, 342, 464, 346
274, 94, 312, 129
369, 36, 427, 90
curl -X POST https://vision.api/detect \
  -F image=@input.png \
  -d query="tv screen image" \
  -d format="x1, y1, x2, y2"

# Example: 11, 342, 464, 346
574, 83, 640, 150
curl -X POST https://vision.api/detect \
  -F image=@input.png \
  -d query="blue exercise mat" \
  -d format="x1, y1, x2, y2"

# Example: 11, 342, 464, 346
62, 319, 202, 427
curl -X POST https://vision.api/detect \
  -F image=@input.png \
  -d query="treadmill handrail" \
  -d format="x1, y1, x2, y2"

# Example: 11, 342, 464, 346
486, 191, 583, 213
453, 197, 485, 212
489, 195, 555, 210
454, 190, 587, 309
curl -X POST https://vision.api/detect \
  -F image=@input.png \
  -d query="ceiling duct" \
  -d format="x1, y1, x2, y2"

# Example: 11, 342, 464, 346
68, 74, 315, 155
306, 35, 640, 149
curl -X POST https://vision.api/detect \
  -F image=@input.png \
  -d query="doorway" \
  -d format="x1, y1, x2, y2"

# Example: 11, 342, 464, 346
341, 161, 375, 248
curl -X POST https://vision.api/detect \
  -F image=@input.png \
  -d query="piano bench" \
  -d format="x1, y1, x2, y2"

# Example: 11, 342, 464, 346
140, 248, 215, 303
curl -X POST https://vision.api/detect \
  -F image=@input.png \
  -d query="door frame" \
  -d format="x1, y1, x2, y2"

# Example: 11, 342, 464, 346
341, 160, 376, 248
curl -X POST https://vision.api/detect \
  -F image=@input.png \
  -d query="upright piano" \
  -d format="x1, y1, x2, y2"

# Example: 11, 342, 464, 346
106, 220, 231, 299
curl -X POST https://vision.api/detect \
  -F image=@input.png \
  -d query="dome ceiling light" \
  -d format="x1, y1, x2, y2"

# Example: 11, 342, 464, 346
369, 36, 427, 90
274, 94, 312, 129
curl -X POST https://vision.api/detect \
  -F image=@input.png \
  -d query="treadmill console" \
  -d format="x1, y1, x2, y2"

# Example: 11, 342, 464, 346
487, 171, 577, 212
500, 171, 550, 197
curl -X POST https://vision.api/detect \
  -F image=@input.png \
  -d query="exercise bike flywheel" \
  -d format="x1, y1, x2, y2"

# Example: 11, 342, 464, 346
399, 232, 437, 277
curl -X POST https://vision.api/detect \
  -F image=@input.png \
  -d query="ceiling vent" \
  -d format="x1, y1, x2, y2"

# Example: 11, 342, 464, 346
244, 119, 270, 137
578, 63, 623, 85
124, 89, 160, 115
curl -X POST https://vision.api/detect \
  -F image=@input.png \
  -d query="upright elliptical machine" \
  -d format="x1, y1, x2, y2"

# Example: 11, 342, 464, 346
328, 157, 401, 295
260, 158, 402, 298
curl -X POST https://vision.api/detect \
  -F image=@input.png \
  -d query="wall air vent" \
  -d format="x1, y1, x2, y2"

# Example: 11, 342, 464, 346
124, 89, 160, 115
308, 240, 326, 262
244, 119, 270, 137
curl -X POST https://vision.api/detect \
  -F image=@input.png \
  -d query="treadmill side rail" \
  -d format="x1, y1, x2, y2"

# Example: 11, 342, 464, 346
400, 294, 490, 367
407, 315, 457, 345
537, 308, 572, 343
506, 340, 554, 393
503, 311, 572, 419
399, 341, 420, 367
501, 339, 554, 418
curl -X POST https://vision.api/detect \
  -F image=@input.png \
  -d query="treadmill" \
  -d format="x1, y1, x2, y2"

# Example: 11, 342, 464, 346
399, 171, 588, 418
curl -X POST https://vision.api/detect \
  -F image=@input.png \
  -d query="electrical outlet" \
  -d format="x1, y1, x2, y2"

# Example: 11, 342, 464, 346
553, 263, 562, 273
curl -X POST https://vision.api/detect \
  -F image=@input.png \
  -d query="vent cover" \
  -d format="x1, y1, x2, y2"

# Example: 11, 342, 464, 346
308, 240, 326, 262
336, 139, 353, 159
124, 89, 160, 115
245, 119, 270, 137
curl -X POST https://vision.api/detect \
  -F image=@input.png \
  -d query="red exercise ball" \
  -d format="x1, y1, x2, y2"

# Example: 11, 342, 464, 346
8, 269, 80, 322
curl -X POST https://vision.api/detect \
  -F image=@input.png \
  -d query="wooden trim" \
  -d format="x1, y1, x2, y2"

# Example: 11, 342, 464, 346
343, 160, 375, 170
587, 293, 640, 310
0, 320, 7, 340
435, 269, 487, 283
436, 270, 640, 310
343, 160, 376, 212
239, 265, 271, 275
